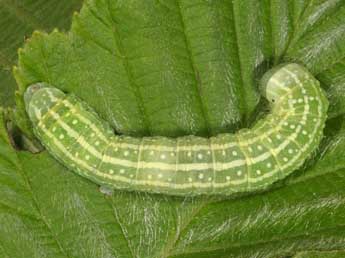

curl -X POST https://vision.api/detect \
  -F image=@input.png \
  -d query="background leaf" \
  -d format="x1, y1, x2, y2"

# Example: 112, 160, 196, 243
0, 0, 83, 107
2, 0, 345, 257
293, 250, 345, 258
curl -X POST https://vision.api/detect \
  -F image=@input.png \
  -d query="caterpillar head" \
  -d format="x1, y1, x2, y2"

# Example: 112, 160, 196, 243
260, 63, 312, 104
24, 83, 65, 124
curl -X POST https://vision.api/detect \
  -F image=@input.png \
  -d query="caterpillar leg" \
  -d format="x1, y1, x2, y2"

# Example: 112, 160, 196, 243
99, 185, 114, 196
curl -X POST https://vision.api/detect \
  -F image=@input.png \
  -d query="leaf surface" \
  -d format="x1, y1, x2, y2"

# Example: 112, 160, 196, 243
0, 0, 82, 106
3, 0, 345, 257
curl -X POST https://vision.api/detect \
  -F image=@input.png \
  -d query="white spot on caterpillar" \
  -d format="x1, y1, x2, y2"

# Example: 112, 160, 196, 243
52, 127, 57, 132
109, 169, 114, 174
290, 124, 295, 129
187, 151, 192, 157
248, 147, 253, 152
91, 133, 95, 137
197, 153, 203, 159
188, 177, 193, 182
237, 170, 242, 176
208, 177, 212, 181
226, 176, 231, 181
168, 178, 172, 182
298, 98, 303, 103
257, 145, 263, 151
124, 151, 129, 156
95, 141, 100, 146
222, 150, 226, 156
283, 157, 288, 162
72, 119, 78, 125
85, 155, 90, 160
267, 162, 272, 168
198, 173, 204, 179
288, 149, 294, 154
148, 175, 152, 179
302, 130, 307, 135
120, 169, 125, 174
59, 134, 64, 139
256, 170, 261, 175
276, 134, 282, 140
232, 151, 238, 156
170, 152, 175, 156
66, 112, 71, 117
160, 154, 166, 159
150, 150, 154, 155
207, 151, 211, 155
158, 173, 163, 178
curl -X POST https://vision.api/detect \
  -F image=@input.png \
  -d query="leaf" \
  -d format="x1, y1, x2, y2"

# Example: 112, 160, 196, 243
293, 250, 345, 258
0, 0, 83, 107
3, 0, 345, 257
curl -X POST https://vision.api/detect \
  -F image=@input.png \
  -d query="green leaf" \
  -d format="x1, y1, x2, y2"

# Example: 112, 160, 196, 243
0, 0, 83, 107
293, 250, 345, 258
2, 0, 345, 257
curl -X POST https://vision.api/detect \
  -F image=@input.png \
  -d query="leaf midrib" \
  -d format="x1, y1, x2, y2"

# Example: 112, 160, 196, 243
175, 0, 211, 136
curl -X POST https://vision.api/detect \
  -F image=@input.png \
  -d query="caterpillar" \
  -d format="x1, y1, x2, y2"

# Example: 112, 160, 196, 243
24, 63, 328, 196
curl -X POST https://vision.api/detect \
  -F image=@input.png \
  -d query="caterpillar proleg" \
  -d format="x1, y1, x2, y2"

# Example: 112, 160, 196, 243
24, 63, 328, 196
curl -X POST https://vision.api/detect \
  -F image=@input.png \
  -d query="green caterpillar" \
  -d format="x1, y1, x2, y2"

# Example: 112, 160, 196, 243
24, 63, 328, 196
